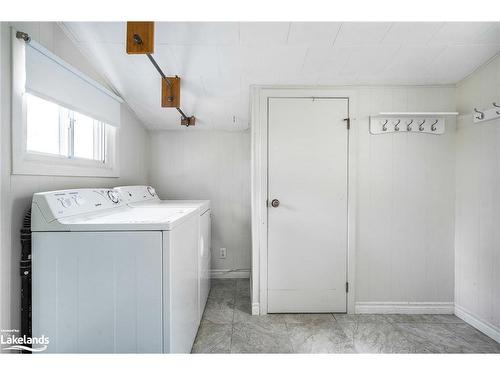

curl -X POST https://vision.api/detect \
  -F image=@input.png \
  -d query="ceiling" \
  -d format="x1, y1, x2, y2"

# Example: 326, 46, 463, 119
62, 22, 500, 130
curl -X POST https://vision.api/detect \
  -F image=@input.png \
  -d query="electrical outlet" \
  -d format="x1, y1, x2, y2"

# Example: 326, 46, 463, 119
219, 248, 227, 259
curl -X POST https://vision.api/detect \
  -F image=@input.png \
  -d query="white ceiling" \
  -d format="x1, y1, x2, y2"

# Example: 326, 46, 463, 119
62, 22, 500, 130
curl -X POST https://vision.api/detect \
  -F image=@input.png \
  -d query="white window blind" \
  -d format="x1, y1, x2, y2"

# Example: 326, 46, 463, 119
24, 40, 122, 127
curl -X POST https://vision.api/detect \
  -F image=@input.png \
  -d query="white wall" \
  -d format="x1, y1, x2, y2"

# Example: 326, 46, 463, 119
454, 54, 500, 339
149, 130, 251, 277
0, 22, 150, 333
354, 86, 457, 307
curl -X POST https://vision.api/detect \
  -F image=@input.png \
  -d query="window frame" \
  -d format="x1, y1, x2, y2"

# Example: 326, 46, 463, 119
11, 32, 120, 178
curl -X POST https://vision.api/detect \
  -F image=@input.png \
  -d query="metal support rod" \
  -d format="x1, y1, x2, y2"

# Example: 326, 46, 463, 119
133, 34, 172, 89
133, 33, 195, 125
176, 107, 190, 119
146, 54, 169, 83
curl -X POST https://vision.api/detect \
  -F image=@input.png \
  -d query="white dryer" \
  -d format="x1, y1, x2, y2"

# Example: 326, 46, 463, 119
31, 188, 200, 353
114, 185, 211, 321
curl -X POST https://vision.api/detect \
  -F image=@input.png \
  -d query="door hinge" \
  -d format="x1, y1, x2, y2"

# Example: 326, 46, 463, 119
343, 118, 350, 130
346, 282, 349, 293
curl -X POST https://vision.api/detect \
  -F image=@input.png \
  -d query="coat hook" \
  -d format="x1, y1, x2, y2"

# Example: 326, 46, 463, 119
493, 102, 500, 115
418, 119, 426, 131
406, 119, 413, 131
431, 119, 438, 131
474, 108, 485, 120
381, 119, 388, 131
394, 119, 401, 131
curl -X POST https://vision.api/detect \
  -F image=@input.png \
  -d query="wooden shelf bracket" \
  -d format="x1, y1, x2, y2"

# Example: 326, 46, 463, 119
126, 21, 196, 126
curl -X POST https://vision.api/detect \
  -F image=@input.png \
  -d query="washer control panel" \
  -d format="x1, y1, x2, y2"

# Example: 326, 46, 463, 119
32, 188, 124, 222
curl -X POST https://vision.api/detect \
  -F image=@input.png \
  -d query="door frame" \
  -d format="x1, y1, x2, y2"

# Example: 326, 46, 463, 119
250, 86, 358, 315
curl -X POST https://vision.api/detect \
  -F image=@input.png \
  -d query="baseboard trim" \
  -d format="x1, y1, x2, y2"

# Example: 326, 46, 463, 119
355, 301, 455, 314
455, 304, 500, 343
251, 303, 260, 316
210, 269, 250, 279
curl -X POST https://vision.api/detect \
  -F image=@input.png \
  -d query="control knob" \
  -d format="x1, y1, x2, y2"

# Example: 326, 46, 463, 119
73, 196, 85, 206
107, 190, 119, 204
59, 197, 72, 208
147, 186, 156, 197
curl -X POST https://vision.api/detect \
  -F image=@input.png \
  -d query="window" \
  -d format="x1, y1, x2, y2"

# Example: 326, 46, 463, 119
26, 93, 106, 163
12, 31, 121, 177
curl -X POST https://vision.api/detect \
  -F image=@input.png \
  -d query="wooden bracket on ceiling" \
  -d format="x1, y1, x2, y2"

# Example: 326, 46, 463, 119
181, 116, 196, 127
162, 76, 196, 126
162, 76, 180, 108
126, 22, 154, 54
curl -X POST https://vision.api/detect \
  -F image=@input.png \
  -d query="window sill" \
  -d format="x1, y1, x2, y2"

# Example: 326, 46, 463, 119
13, 153, 119, 178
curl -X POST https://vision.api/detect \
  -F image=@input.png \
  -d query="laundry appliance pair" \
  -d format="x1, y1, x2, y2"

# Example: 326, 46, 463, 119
31, 186, 210, 353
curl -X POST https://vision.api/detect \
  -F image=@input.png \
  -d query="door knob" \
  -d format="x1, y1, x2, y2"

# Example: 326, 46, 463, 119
271, 199, 280, 208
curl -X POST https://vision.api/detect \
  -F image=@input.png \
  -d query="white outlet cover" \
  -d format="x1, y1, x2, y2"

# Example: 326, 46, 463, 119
220, 248, 227, 258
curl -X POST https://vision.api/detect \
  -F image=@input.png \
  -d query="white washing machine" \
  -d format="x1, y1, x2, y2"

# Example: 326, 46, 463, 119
114, 185, 211, 321
31, 188, 200, 353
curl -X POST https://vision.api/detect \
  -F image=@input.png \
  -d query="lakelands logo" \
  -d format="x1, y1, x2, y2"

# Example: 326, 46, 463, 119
1, 329, 49, 352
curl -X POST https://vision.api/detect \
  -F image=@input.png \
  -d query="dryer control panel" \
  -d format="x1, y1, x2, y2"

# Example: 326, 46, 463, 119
114, 185, 161, 204
32, 188, 125, 224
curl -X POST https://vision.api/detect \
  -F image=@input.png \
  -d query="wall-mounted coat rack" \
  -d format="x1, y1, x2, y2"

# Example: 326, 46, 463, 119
126, 22, 195, 127
369, 112, 459, 135
472, 103, 500, 124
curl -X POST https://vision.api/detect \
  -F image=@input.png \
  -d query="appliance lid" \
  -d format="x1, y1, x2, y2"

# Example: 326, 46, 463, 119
61, 206, 197, 226
130, 199, 210, 214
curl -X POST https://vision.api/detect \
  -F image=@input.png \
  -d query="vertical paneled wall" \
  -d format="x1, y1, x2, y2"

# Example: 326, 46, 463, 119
148, 130, 251, 277
455, 55, 500, 335
355, 86, 457, 305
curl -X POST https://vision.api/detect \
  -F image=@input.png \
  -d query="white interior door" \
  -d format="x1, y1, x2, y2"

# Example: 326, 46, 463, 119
267, 97, 349, 313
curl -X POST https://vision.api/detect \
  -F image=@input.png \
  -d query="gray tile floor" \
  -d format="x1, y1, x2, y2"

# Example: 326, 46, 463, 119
192, 279, 500, 353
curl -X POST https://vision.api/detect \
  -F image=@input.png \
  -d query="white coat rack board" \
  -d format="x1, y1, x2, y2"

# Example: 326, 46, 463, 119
369, 112, 459, 135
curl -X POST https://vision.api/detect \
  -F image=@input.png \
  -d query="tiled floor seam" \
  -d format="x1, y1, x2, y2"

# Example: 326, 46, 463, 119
229, 321, 235, 353
230, 288, 236, 353
284, 321, 296, 353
